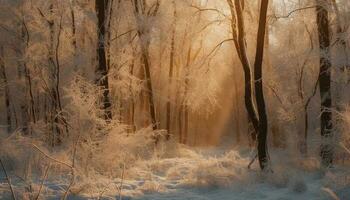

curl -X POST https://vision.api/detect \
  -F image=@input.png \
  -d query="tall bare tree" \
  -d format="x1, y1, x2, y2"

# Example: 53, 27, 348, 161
226, 0, 259, 142
19, 11, 36, 134
316, 0, 333, 167
132, 0, 160, 130
96, 0, 113, 121
70, 0, 78, 71
166, 0, 177, 139
254, 0, 270, 170
37, 2, 65, 144
0, 46, 11, 133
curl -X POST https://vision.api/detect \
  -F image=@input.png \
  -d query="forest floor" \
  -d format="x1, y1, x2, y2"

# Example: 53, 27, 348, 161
1, 145, 350, 200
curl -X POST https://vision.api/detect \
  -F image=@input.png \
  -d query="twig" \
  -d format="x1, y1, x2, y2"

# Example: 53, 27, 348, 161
119, 163, 125, 200
322, 187, 340, 200
36, 7, 53, 26
61, 171, 75, 200
97, 186, 109, 200
31, 143, 73, 169
272, 6, 317, 19
340, 142, 350, 155
61, 133, 81, 200
0, 158, 17, 200
206, 38, 234, 59
35, 163, 51, 200
248, 154, 258, 169
190, 5, 227, 17
110, 29, 136, 41
31, 143, 76, 199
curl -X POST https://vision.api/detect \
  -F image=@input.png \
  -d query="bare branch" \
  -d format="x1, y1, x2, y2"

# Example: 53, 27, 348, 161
207, 38, 234, 58
31, 143, 73, 169
36, 7, 53, 25
35, 164, 50, 200
0, 158, 17, 200
190, 5, 227, 17
110, 29, 136, 41
271, 6, 317, 20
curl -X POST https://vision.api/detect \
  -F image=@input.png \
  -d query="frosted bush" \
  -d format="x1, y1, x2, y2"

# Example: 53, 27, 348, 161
63, 76, 165, 178
177, 151, 248, 188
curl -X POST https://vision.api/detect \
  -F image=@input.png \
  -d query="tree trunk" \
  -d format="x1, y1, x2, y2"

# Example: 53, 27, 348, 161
0, 47, 12, 133
254, 0, 270, 171
234, 78, 241, 143
227, 0, 259, 141
141, 49, 158, 129
316, 0, 333, 167
129, 44, 137, 133
40, 2, 64, 144
106, 0, 115, 71
96, 0, 113, 121
303, 77, 319, 155
70, 0, 78, 72
24, 66, 36, 124
21, 18, 36, 124
166, 0, 177, 140
133, 0, 159, 131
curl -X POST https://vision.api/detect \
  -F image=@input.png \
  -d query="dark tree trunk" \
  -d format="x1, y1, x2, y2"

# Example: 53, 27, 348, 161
254, 0, 270, 170
106, 0, 115, 71
48, 3, 61, 143
316, 0, 333, 167
227, 0, 259, 141
70, 0, 78, 71
96, 0, 113, 121
129, 44, 137, 133
141, 50, 158, 129
0, 47, 12, 133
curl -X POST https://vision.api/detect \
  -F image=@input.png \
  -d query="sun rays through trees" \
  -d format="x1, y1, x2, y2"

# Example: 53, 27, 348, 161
0, 0, 350, 199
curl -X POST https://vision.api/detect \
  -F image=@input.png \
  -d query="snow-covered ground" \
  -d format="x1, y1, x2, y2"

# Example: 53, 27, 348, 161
1, 146, 349, 200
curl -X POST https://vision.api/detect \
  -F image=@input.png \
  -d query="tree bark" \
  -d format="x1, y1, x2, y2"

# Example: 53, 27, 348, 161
96, 0, 113, 121
106, 0, 115, 71
254, 0, 270, 170
70, 0, 78, 72
38, 2, 64, 144
316, 0, 333, 167
141, 48, 158, 129
133, 0, 159, 131
227, 0, 259, 141
0, 47, 12, 133
21, 17, 36, 124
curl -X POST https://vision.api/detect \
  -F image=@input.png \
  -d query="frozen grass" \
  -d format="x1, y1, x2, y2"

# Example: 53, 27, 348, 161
1, 144, 350, 200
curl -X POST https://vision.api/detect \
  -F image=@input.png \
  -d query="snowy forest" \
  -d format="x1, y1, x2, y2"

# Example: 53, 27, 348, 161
0, 0, 349, 199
